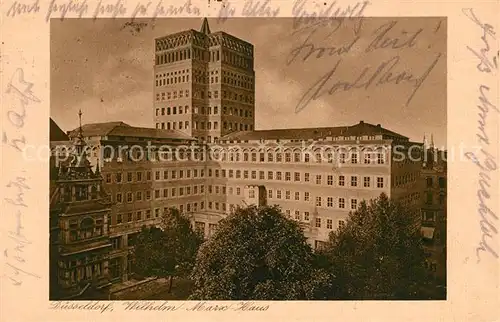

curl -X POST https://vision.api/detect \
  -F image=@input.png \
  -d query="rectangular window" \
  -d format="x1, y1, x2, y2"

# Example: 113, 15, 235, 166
295, 192, 300, 200
285, 190, 291, 200
315, 218, 321, 228
377, 152, 385, 164
377, 177, 384, 188
304, 192, 310, 201
338, 175, 345, 186
315, 196, 322, 207
351, 153, 358, 164
294, 210, 300, 220
339, 198, 345, 209
304, 173, 310, 182
327, 197, 333, 207
351, 176, 357, 187
277, 190, 282, 199
304, 212, 310, 221
285, 172, 291, 181
327, 219, 333, 229
364, 153, 372, 164
351, 199, 358, 210
268, 171, 273, 180
276, 172, 282, 180
136, 191, 142, 201
364, 177, 370, 187
268, 189, 273, 199
327, 175, 333, 185
316, 175, 322, 185
294, 172, 300, 182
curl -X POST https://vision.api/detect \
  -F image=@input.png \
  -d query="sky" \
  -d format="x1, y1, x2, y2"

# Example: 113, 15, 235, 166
51, 17, 447, 147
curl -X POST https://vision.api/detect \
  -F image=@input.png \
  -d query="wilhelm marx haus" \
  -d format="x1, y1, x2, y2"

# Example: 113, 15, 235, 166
49, 19, 424, 299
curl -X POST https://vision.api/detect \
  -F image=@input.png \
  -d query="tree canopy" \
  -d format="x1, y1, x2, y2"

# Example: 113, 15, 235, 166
318, 193, 429, 300
133, 208, 203, 280
189, 205, 325, 300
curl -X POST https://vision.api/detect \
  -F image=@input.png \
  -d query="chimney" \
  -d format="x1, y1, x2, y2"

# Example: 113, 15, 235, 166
359, 120, 364, 124
376, 124, 381, 128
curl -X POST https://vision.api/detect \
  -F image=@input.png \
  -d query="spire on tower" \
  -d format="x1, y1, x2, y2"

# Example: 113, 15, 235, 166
200, 17, 211, 35
95, 158, 100, 175
78, 109, 84, 140
430, 134, 435, 148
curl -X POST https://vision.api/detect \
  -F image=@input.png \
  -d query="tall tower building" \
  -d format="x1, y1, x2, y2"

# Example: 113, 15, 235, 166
153, 18, 255, 143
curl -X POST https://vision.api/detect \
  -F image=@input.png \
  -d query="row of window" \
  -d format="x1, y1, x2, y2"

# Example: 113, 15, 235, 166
155, 105, 254, 119
269, 191, 361, 209
106, 169, 386, 189
111, 200, 233, 226
284, 209, 346, 230
155, 47, 205, 65
426, 176, 447, 188
221, 151, 386, 164
155, 74, 189, 87
154, 88, 253, 104
395, 172, 419, 186
225, 170, 386, 188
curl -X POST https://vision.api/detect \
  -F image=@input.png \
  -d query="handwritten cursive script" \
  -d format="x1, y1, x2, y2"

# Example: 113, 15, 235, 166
2, 68, 41, 287
291, 0, 370, 34
295, 54, 441, 113
462, 9, 498, 263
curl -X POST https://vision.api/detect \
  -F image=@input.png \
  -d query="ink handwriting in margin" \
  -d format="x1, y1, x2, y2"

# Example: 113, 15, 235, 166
2, 68, 41, 286
461, 8, 499, 263
217, 0, 280, 24
292, 19, 441, 113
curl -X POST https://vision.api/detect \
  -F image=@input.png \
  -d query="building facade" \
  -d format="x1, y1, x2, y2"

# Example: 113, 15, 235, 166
153, 18, 255, 143
50, 116, 113, 299
50, 19, 426, 291
420, 141, 447, 282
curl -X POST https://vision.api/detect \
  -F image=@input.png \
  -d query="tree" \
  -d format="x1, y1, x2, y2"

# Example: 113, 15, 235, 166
190, 205, 323, 300
318, 193, 429, 300
134, 208, 203, 292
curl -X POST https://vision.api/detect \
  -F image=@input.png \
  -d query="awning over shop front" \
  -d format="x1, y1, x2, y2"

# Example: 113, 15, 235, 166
421, 227, 435, 240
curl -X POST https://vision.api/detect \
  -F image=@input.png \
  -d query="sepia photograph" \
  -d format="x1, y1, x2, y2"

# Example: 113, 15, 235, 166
49, 16, 447, 302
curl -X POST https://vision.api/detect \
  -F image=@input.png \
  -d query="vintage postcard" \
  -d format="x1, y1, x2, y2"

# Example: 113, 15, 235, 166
1, 0, 498, 321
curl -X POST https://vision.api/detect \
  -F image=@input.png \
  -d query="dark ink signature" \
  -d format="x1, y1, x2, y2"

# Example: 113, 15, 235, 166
295, 54, 442, 113
286, 26, 361, 65
364, 20, 423, 53
462, 8, 498, 73
462, 9, 499, 263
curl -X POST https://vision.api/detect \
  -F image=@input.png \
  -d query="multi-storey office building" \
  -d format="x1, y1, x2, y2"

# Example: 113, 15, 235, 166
216, 122, 423, 248
50, 19, 425, 291
153, 18, 255, 142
